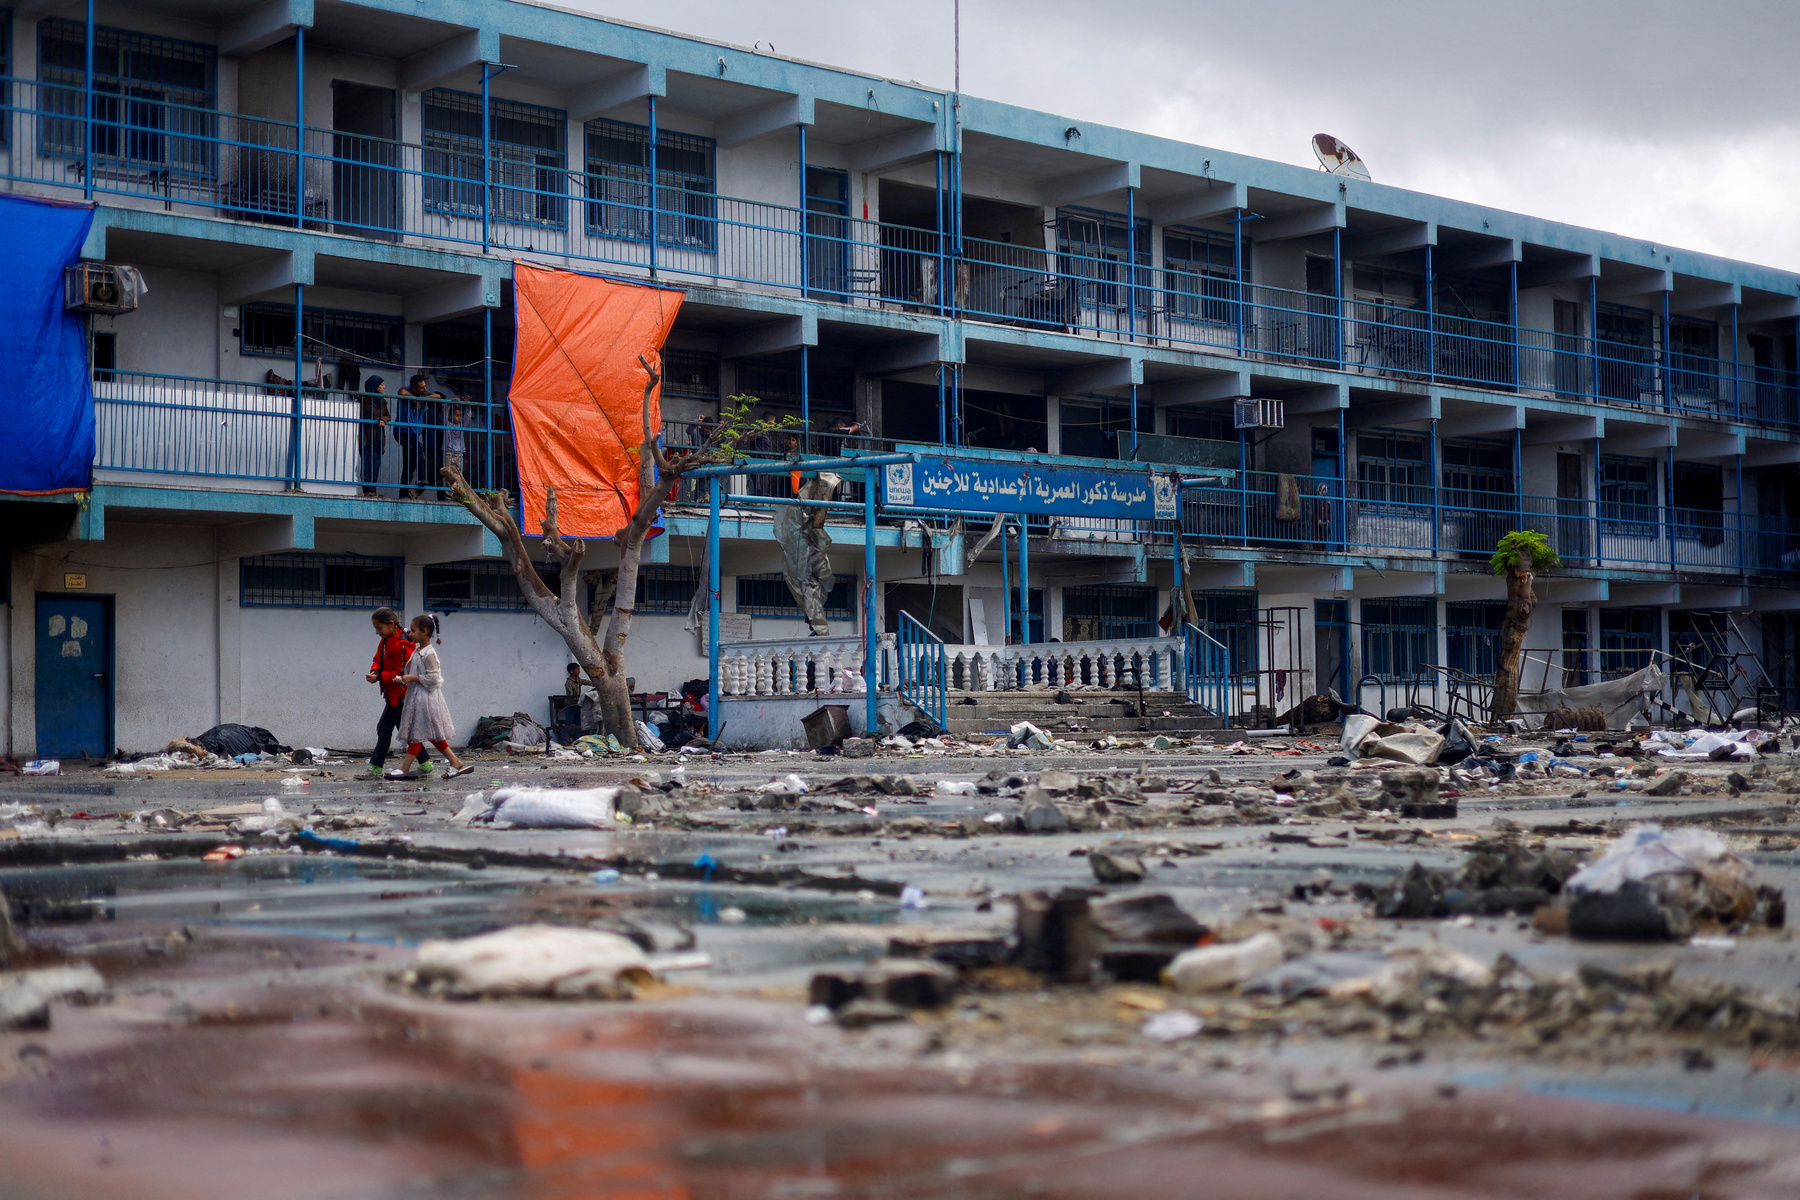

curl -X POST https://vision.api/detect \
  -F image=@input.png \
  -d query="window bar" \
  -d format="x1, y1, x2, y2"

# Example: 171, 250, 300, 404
936, 361, 946, 445
294, 25, 305, 228
82, 0, 94, 199
480, 65, 492, 253
1232, 207, 1244, 355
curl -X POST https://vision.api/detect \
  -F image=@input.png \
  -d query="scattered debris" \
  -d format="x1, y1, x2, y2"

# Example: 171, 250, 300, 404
405, 926, 652, 999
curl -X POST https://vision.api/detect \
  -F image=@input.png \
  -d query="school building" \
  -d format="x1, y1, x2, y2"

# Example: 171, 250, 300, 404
3, 0, 1798, 755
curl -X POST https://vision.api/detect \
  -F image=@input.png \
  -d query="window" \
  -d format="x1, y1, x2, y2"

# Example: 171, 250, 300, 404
736, 573, 856, 620
1600, 456, 1656, 535
1163, 226, 1242, 324
423, 90, 566, 228
240, 303, 403, 366
38, 19, 217, 174
1362, 598, 1434, 682
1668, 610, 1729, 667
1596, 302, 1653, 401
1598, 607, 1658, 678
634, 566, 701, 614
584, 117, 716, 248
1165, 407, 1234, 442
1062, 585, 1158, 641
424, 560, 561, 613
1670, 462, 1724, 546
1445, 601, 1507, 677
1668, 316, 1719, 400
1440, 439, 1513, 505
662, 350, 720, 401
91, 330, 116, 382
1352, 266, 1422, 309
1196, 589, 1259, 674
1434, 275, 1507, 323
1356, 431, 1428, 510
734, 356, 853, 413
240, 553, 401, 609
1057, 207, 1150, 312
423, 314, 513, 378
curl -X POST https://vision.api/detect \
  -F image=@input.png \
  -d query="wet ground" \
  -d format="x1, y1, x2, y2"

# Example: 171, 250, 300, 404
6, 742, 1800, 1197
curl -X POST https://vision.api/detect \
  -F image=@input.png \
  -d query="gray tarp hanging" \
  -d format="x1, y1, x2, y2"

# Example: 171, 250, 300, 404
773, 472, 841, 636
1517, 663, 1666, 730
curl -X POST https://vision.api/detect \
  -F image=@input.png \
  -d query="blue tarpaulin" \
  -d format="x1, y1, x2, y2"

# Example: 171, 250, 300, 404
0, 195, 96, 494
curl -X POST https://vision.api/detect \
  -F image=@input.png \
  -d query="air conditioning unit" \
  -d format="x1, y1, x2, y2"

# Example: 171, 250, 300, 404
64, 262, 146, 315
1233, 397, 1285, 431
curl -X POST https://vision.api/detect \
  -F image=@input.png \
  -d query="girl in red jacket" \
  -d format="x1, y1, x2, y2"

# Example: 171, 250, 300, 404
365, 607, 415, 776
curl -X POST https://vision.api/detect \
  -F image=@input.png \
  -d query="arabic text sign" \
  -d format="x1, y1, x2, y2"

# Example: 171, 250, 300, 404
882, 459, 1177, 520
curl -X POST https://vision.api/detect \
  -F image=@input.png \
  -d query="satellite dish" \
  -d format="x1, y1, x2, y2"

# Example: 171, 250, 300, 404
1312, 133, 1371, 182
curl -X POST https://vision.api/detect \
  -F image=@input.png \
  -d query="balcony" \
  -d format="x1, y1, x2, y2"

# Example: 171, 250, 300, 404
8, 80, 1798, 434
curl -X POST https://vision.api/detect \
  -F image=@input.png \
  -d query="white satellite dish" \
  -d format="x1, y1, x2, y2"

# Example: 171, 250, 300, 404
1312, 133, 1371, 182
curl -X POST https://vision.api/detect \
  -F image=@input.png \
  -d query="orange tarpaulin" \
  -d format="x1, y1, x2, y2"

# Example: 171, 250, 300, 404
508, 263, 683, 538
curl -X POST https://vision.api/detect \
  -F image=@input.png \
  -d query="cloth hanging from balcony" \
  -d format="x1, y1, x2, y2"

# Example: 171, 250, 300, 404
0, 195, 96, 495
1275, 473, 1302, 522
774, 473, 842, 636
508, 264, 683, 537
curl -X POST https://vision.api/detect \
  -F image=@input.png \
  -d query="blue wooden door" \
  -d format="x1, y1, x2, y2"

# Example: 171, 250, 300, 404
35, 595, 112, 759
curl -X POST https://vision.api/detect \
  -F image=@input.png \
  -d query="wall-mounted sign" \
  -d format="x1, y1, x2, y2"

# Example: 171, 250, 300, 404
882, 458, 1177, 521
63, 573, 87, 590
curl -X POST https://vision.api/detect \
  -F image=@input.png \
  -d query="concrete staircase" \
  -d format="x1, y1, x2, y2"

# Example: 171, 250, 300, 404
936, 689, 1226, 742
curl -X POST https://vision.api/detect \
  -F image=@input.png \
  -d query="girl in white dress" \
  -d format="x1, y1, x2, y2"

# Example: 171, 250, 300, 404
389, 614, 472, 779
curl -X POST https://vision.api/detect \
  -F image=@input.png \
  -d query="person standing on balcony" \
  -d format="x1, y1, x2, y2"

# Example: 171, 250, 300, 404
444, 404, 465, 487
396, 374, 443, 499
359, 376, 389, 497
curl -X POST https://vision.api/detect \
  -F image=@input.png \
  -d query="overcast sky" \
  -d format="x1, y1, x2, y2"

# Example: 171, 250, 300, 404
567, 0, 1800, 272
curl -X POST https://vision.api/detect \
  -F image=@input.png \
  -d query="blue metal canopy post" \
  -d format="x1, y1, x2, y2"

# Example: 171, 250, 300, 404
707, 475, 721, 741
863, 468, 877, 733
82, 0, 94, 199
1000, 518, 1011, 644
1016, 515, 1030, 645
647, 93, 659, 278
295, 26, 306, 226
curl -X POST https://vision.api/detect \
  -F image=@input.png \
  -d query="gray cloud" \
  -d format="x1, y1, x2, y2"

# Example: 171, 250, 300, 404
566, 0, 1800, 269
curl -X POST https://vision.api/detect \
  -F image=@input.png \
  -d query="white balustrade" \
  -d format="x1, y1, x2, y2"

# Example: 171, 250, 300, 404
927, 636, 1184, 693
716, 635, 867, 698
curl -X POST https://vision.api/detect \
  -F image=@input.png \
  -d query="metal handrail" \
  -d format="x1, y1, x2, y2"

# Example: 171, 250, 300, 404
895, 611, 947, 730
1183, 623, 1231, 723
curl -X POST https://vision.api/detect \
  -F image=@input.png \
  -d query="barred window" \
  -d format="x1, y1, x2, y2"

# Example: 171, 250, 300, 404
634, 566, 701, 614
1062, 584, 1158, 641
1163, 226, 1242, 325
1445, 601, 1507, 677
1362, 598, 1435, 683
424, 560, 561, 613
1195, 589, 1260, 674
1057, 207, 1150, 313
1600, 456, 1656, 535
423, 89, 567, 228
1357, 431, 1429, 511
240, 553, 401, 609
1599, 607, 1659, 678
584, 117, 716, 249
38, 19, 217, 174
240, 302, 403, 365
734, 356, 853, 413
736, 572, 856, 620
662, 350, 720, 401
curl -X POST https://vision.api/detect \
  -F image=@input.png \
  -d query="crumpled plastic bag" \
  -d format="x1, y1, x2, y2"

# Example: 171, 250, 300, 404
633, 721, 665, 753
1657, 729, 1762, 761
1363, 726, 1446, 766
1008, 721, 1054, 751
482, 786, 622, 828
409, 925, 651, 999
1565, 822, 1759, 934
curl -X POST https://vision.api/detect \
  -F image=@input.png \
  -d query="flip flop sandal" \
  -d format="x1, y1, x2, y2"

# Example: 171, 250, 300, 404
445, 765, 473, 779
385, 769, 419, 780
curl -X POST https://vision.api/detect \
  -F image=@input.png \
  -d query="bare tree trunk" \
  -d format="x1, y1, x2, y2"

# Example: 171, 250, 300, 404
1490, 547, 1537, 720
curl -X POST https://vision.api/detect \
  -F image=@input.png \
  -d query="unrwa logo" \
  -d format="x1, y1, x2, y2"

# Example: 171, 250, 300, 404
884, 462, 914, 506
1151, 474, 1176, 518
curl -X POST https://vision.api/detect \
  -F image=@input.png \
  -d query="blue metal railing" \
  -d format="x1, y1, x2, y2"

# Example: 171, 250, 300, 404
1183, 623, 1231, 721
895, 610, 947, 730
6, 76, 1798, 432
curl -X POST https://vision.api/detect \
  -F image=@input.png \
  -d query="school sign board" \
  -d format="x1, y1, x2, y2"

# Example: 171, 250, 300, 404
881, 457, 1178, 520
